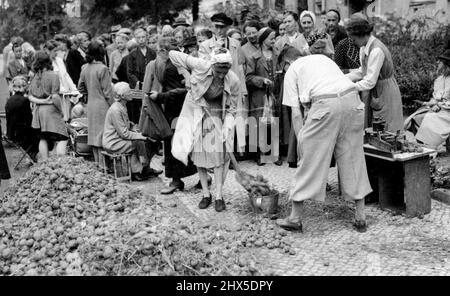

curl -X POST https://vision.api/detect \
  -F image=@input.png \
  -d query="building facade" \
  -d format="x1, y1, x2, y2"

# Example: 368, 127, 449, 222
257, 0, 449, 21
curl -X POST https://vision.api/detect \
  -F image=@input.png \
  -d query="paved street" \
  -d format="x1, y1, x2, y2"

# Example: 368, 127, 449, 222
135, 155, 450, 276
3, 145, 450, 276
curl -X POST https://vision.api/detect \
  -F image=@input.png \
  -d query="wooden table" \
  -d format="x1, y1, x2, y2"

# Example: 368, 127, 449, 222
364, 144, 435, 218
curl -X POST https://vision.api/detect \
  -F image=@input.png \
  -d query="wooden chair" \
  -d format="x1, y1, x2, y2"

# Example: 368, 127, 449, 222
101, 151, 133, 183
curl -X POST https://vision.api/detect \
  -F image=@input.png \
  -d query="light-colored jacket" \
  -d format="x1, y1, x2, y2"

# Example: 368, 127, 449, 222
168, 50, 240, 165
102, 102, 145, 154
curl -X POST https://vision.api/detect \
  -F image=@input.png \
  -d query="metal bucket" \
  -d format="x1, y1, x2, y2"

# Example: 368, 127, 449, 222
249, 192, 279, 214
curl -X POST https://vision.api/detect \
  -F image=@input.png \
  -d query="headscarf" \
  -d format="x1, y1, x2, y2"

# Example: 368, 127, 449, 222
300, 10, 316, 25
258, 27, 274, 45
210, 48, 232, 65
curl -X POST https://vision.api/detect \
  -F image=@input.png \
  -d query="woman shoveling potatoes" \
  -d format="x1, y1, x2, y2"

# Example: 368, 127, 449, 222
169, 48, 240, 212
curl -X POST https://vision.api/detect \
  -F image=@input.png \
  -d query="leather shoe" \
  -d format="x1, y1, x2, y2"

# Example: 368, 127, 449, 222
195, 175, 212, 189
353, 220, 367, 233
274, 159, 283, 166
142, 166, 163, 177
198, 195, 212, 209
276, 217, 303, 232
288, 162, 297, 168
131, 173, 149, 182
215, 199, 226, 212
160, 181, 184, 195
256, 158, 265, 166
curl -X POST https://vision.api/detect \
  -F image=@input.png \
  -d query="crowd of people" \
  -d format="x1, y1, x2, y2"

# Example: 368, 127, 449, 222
1, 7, 449, 232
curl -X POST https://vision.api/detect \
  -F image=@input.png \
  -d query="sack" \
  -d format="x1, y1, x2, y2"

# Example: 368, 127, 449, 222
260, 90, 275, 126
141, 99, 173, 141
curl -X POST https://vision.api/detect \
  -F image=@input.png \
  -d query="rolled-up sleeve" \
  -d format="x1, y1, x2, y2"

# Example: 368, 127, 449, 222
352, 48, 385, 91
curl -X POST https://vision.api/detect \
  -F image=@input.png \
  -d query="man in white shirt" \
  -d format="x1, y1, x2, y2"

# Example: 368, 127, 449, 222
276, 41, 372, 233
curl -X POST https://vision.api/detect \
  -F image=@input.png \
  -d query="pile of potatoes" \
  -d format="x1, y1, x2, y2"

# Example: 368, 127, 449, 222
0, 157, 268, 276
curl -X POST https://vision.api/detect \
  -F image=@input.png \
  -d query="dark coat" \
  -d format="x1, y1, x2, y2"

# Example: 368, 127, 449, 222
65, 49, 85, 85
115, 55, 130, 83
245, 50, 277, 119
126, 47, 156, 89
155, 60, 196, 179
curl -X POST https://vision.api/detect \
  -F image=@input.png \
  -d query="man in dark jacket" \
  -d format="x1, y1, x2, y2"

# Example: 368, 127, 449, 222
55, 34, 85, 85
126, 28, 156, 124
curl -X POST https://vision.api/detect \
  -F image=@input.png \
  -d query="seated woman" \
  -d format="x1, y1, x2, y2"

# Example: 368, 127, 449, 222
407, 49, 450, 148
102, 82, 152, 181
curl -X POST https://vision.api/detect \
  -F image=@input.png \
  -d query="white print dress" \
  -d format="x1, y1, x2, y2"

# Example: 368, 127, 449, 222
415, 75, 450, 147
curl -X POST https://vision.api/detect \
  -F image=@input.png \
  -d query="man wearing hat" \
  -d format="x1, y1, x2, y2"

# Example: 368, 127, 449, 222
172, 16, 190, 28
199, 12, 248, 155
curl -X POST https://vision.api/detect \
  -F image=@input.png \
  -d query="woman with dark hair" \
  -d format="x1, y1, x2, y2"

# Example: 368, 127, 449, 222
245, 27, 281, 166
346, 13, 403, 132
27, 51, 69, 160
78, 41, 114, 166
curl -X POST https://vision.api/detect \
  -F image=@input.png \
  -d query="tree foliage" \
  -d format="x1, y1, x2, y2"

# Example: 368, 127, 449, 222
0, 0, 69, 48
84, 0, 193, 32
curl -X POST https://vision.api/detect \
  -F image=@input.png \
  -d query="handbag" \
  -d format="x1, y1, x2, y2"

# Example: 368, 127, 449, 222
260, 88, 275, 126
141, 99, 173, 141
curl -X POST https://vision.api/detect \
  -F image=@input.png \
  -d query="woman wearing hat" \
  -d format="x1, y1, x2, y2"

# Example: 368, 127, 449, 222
346, 13, 403, 132
409, 48, 450, 148
245, 27, 282, 166
169, 47, 240, 212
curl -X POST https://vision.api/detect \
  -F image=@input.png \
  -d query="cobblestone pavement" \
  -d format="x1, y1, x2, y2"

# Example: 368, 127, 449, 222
3, 146, 450, 276
135, 155, 450, 276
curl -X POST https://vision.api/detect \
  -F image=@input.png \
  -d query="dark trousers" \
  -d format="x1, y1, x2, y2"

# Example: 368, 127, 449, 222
127, 99, 142, 125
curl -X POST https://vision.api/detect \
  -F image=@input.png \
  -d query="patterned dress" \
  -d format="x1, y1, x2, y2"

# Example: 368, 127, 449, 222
191, 77, 229, 169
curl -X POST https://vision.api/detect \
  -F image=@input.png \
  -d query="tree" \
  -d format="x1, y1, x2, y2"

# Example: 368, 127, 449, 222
0, 0, 68, 47
86, 0, 193, 28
